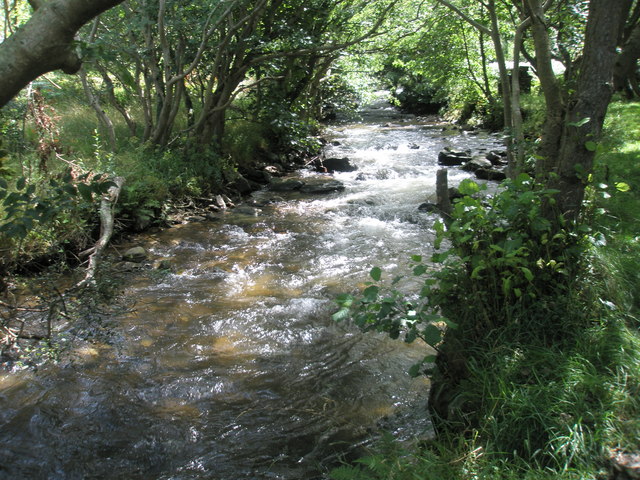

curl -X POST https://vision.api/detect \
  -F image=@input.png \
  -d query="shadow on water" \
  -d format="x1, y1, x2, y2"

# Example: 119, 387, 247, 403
0, 93, 503, 479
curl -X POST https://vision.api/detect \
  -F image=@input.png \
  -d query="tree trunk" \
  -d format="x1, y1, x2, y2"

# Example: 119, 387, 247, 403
614, 21, 640, 98
0, 0, 124, 107
551, 0, 631, 218
79, 68, 117, 151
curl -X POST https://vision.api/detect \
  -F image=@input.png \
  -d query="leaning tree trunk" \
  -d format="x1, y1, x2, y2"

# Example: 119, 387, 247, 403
0, 0, 125, 108
531, 0, 631, 220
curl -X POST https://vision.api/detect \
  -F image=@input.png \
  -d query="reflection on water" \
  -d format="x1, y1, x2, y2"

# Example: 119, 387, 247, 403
0, 94, 503, 479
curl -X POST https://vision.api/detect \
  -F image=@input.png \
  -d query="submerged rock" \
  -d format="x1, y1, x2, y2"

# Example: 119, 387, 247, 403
268, 179, 305, 192
300, 180, 345, 194
122, 246, 147, 263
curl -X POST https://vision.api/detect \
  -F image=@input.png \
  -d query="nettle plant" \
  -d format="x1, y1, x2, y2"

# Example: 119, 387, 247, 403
334, 174, 587, 374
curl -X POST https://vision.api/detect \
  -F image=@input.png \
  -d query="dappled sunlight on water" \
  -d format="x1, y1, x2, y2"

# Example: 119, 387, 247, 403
0, 94, 504, 479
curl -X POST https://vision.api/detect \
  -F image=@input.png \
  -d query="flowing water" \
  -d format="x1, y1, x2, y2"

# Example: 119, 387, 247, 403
0, 94, 504, 479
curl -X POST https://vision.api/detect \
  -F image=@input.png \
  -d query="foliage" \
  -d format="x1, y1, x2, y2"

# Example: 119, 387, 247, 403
335, 168, 640, 472
335, 174, 585, 372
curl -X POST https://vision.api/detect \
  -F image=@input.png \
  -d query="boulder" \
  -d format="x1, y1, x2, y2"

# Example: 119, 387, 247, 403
268, 179, 305, 192
438, 148, 472, 166
300, 180, 345, 194
486, 150, 508, 166
322, 157, 358, 173
122, 246, 147, 263
228, 174, 257, 194
418, 202, 439, 213
408, 143, 420, 150
235, 206, 261, 216
462, 157, 493, 172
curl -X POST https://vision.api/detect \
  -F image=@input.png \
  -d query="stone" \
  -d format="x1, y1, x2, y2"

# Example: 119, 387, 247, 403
187, 215, 206, 222
228, 174, 255, 194
462, 157, 493, 172
486, 150, 508, 166
269, 179, 305, 192
322, 157, 358, 173
408, 143, 420, 149
122, 246, 147, 263
610, 449, 640, 479
418, 202, 439, 213
438, 149, 472, 166
300, 180, 345, 194
235, 206, 261, 216
114, 261, 144, 272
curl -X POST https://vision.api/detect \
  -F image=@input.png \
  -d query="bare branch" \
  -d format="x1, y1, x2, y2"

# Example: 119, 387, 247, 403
434, 0, 492, 35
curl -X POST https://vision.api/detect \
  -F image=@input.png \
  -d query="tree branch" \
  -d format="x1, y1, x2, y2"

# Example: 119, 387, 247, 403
73, 177, 125, 290
0, 0, 125, 107
434, 0, 492, 35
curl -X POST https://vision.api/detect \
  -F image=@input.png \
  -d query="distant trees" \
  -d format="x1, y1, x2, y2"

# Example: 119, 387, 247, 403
384, 0, 633, 220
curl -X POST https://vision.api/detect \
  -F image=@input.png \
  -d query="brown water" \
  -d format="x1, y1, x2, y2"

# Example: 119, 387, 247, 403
0, 94, 504, 479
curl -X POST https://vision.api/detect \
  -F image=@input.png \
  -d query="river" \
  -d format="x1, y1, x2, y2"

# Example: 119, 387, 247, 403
0, 94, 504, 479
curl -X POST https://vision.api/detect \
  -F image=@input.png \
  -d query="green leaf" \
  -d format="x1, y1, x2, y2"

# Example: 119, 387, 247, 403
422, 324, 442, 347
363, 285, 379, 302
332, 308, 350, 322
471, 265, 485, 279
584, 141, 598, 152
410, 254, 422, 262
458, 178, 480, 196
413, 264, 427, 276
408, 363, 422, 377
521, 267, 534, 282
615, 182, 631, 192
442, 317, 458, 329
369, 266, 382, 282
335, 293, 354, 308
16, 176, 26, 191
0, 177, 7, 190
